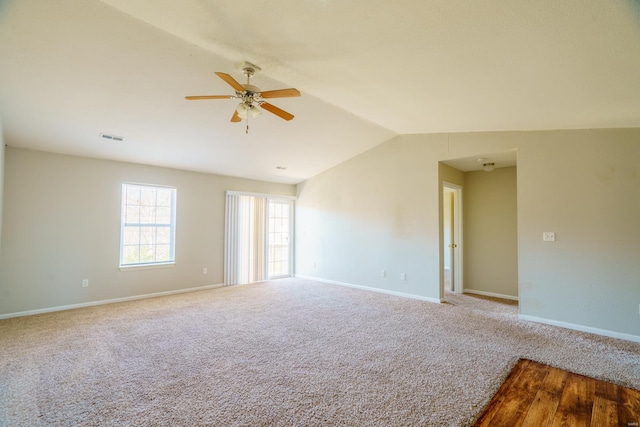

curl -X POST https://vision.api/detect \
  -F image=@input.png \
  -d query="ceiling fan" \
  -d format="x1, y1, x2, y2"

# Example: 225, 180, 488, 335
185, 62, 300, 133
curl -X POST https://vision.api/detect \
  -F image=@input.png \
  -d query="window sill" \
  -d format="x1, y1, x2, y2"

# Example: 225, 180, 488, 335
119, 262, 175, 272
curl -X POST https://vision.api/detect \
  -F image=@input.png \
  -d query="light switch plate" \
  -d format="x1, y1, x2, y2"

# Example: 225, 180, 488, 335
543, 232, 556, 242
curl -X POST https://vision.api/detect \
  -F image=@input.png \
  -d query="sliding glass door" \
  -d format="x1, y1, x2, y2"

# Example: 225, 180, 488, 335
267, 199, 293, 279
225, 192, 294, 285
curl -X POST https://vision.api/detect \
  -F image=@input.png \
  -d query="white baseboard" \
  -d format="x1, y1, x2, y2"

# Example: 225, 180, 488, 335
464, 289, 519, 301
518, 314, 640, 344
295, 274, 442, 304
0, 283, 225, 320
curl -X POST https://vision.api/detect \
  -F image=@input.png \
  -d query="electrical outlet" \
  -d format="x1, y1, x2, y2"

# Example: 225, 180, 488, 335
400, 273, 406, 281
82, 279, 89, 287
381, 270, 386, 278
543, 232, 556, 242
202, 268, 208, 275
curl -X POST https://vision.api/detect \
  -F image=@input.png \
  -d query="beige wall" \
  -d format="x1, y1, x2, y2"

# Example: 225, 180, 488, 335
463, 167, 518, 298
296, 128, 640, 340
0, 147, 295, 315
296, 133, 447, 300
515, 132, 639, 338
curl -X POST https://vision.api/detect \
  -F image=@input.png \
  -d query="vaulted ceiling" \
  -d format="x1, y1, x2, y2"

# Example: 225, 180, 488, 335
1, 0, 639, 183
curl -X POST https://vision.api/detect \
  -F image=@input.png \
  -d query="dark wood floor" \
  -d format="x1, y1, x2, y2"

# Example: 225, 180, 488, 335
473, 359, 640, 427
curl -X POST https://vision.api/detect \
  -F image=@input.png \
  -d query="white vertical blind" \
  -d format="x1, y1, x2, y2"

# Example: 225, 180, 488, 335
224, 193, 239, 285
224, 193, 267, 286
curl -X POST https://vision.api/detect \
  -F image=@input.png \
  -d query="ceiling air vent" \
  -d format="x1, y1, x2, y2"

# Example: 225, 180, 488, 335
100, 133, 125, 142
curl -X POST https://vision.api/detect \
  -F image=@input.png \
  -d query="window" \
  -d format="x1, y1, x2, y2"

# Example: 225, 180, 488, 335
120, 183, 176, 267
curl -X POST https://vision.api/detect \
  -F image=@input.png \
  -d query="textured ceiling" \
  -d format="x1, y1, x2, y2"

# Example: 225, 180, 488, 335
1, 0, 639, 183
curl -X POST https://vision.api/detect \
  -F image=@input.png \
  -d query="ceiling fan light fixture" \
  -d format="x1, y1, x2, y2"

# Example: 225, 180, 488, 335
236, 102, 249, 118
249, 105, 262, 118
483, 162, 495, 172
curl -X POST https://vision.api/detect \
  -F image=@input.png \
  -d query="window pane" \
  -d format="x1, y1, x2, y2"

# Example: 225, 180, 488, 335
157, 189, 172, 207
156, 207, 171, 224
123, 226, 140, 245
139, 206, 155, 224
140, 245, 156, 262
125, 206, 140, 224
126, 186, 141, 205
140, 227, 156, 245
156, 227, 170, 244
122, 245, 139, 264
140, 187, 156, 206
156, 244, 170, 261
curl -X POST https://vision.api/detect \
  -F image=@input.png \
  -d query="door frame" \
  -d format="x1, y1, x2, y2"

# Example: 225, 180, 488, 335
442, 181, 463, 294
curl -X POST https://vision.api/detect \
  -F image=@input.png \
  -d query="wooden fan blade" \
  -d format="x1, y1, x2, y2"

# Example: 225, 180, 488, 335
215, 72, 245, 92
230, 110, 241, 122
259, 88, 301, 99
185, 95, 233, 100
261, 102, 295, 121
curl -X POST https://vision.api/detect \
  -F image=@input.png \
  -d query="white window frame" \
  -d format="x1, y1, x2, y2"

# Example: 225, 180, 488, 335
119, 183, 177, 269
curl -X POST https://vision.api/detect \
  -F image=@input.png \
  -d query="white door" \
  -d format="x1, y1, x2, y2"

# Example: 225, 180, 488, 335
267, 199, 293, 278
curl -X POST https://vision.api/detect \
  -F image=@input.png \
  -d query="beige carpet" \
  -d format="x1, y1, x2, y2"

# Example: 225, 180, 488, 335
1, 278, 638, 426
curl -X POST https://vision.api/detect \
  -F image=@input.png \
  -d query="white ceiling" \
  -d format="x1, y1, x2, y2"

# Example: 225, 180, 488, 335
1, 1, 639, 183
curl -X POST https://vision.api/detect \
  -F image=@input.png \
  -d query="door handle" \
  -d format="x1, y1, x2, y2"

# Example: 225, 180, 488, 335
448, 244, 457, 248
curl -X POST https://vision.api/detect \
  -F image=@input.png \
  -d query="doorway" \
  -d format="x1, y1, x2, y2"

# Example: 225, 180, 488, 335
443, 182, 463, 293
